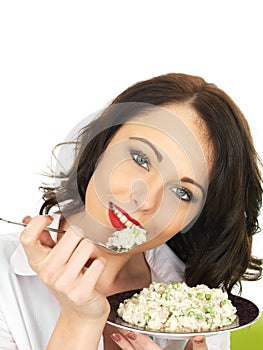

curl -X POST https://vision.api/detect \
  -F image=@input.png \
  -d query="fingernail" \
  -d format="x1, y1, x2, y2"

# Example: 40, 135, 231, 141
22, 215, 31, 223
194, 336, 204, 344
126, 331, 136, 340
44, 215, 53, 220
111, 333, 121, 342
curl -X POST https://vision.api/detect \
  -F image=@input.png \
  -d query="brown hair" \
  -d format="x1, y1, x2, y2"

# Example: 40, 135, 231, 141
40, 73, 262, 292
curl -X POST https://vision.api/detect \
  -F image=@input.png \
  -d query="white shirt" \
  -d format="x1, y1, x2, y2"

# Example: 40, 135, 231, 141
0, 227, 229, 350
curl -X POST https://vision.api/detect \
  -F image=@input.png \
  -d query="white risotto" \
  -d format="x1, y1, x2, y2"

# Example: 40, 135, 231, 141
106, 226, 147, 251
117, 282, 237, 332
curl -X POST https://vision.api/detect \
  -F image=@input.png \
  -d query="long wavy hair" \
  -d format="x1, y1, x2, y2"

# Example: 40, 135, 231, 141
40, 73, 262, 293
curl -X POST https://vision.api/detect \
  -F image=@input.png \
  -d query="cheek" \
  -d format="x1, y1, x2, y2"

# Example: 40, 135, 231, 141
108, 161, 150, 206
147, 196, 203, 240
163, 206, 198, 235
90, 158, 140, 208
85, 177, 104, 215
109, 162, 133, 195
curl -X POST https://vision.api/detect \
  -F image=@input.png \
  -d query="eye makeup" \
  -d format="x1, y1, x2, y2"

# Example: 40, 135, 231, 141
171, 186, 193, 202
130, 149, 150, 171
129, 137, 162, 162
128, 137, 200, 204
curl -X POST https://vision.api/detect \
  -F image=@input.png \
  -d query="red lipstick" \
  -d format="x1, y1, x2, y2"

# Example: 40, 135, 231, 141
108, 202, 142, 230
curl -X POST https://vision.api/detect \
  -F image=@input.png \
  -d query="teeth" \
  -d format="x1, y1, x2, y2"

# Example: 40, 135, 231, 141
111, 203, 137, 229
120, 216, 128, 224
125, 220, 134, 228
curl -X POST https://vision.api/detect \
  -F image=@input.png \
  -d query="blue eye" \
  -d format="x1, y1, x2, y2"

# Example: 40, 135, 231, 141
171, 186, 193, 202
130, 150, 150, 171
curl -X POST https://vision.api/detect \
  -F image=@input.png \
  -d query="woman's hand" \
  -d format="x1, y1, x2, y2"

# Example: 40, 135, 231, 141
20, 215, 110, 349
20, 215, 110, 321
111, 331, 208, 350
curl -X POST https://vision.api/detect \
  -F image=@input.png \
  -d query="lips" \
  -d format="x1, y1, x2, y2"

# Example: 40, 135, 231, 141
108, 202, 142, 230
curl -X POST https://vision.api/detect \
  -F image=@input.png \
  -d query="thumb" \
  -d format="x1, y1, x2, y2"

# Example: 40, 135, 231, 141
22, 215, 32, 224
22, 215, 56, 248
185, 336, 208, 350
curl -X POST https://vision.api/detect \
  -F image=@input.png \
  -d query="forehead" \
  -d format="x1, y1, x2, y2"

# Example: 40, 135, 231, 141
109, 104, 213, 174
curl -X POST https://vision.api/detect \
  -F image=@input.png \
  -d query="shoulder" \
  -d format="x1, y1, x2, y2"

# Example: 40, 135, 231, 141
145, 243, 185, 283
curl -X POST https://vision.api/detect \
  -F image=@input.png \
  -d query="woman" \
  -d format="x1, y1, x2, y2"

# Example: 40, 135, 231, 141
0, 73, 262, 350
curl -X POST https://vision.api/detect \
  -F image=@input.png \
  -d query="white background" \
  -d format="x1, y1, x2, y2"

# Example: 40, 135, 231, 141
0, 1, 262, 309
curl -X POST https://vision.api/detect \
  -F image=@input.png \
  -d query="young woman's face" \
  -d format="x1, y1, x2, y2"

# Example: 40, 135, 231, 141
85, 104, 212, 251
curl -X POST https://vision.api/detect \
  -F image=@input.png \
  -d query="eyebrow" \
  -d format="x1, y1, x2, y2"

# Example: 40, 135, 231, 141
129, 137, 205, 195
181, 176, 205, 196
129, 137, 163, 162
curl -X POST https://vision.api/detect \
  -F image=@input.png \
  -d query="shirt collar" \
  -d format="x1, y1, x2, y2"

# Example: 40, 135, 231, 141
145, 243, 185, 283
10, 214, 61, 276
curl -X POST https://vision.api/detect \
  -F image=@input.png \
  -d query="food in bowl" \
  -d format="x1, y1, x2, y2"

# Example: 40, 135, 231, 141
117, 282, 237, 332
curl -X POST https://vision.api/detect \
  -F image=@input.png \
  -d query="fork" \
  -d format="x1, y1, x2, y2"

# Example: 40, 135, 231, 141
0, 217, 127, 253
0, 217, 66, 233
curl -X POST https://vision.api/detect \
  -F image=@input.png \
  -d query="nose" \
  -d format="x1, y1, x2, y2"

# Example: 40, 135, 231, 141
131, 176, 164, 212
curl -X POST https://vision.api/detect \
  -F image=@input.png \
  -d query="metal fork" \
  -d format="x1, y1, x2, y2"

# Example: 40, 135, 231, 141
0, 217, 66, 233
0, 217, 128, 253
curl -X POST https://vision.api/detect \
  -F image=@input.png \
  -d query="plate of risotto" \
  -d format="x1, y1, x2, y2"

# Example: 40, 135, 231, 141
107, 282, 259, 340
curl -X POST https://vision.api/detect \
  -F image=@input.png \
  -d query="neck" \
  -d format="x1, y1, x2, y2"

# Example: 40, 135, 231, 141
96, 249, 150, 296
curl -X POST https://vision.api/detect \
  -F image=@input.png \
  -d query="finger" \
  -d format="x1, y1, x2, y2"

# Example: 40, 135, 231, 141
22, 215, 32, 224
60, 239, 94, 278
185, 336, 208, 350
110, 332, 134, 350
39, 230, 56, 248
53, 252, 107, 309
20, 215, 54, 264
79, 256, 107, 292
20, 215, 53, 244
46, 227, 84, 265
192, 336, 208, 350
22, 214, 56, 248
114, 331, 161, 350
